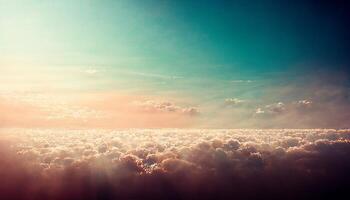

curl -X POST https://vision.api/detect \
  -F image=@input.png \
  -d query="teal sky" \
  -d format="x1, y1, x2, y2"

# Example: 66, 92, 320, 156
1, 0, 349, 128
2, 1, 349, 71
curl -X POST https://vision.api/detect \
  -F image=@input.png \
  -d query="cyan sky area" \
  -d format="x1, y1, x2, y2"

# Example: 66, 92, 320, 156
1, 0, 349, 74
1, 0, 349, 128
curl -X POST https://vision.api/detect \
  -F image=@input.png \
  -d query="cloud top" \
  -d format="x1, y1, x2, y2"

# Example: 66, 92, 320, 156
0, 128, 349, 200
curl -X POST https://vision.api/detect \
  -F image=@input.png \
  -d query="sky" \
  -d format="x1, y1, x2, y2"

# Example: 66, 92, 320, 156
0, 0, 350, 128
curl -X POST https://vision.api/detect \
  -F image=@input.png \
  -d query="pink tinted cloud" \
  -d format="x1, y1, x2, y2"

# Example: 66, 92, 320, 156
0, 92, 200, 128
0, 129, 349, 200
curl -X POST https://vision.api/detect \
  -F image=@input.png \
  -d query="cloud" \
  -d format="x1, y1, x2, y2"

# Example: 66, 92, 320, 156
294, 99, 313, 108
247, 70, 350, 128
256, 100, 313, 116
85, 69, 99, 75
133, 100, 199, 116
255, 102, 286, 115
0, 93, 201, 128
181, 107, 200, 115
0, 129, 349, 200
125, 71, 184, 80
230, 80, 254, 83
224, 98, 245, 106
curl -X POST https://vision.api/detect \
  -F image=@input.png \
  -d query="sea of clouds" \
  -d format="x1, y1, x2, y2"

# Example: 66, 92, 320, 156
0, 129, 349, 200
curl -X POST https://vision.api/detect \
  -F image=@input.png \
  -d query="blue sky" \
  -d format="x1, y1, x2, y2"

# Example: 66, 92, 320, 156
0, 0, 349, 128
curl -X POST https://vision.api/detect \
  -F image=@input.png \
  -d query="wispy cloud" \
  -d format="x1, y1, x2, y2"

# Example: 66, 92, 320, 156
123, 71, 184, 80
84, 69, 99, 75
133, 100, 199, 116
230, 80, 254, 83
224, 98, 246, 106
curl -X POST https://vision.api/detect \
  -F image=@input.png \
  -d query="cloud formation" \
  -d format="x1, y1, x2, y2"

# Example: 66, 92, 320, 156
0, 129, 349, 200
224, 98, 245, 106
133, 100, 199, 116
294, 99, 313, 108
0, 93, 201, 128
255, 102, 286, 115
256, 100, 314, 116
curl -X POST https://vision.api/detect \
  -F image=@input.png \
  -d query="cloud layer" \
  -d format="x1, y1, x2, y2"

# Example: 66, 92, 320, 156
0, 129, 349, 200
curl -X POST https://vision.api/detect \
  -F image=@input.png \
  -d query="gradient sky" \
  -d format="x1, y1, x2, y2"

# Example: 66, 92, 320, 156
1, 0, 349, 128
